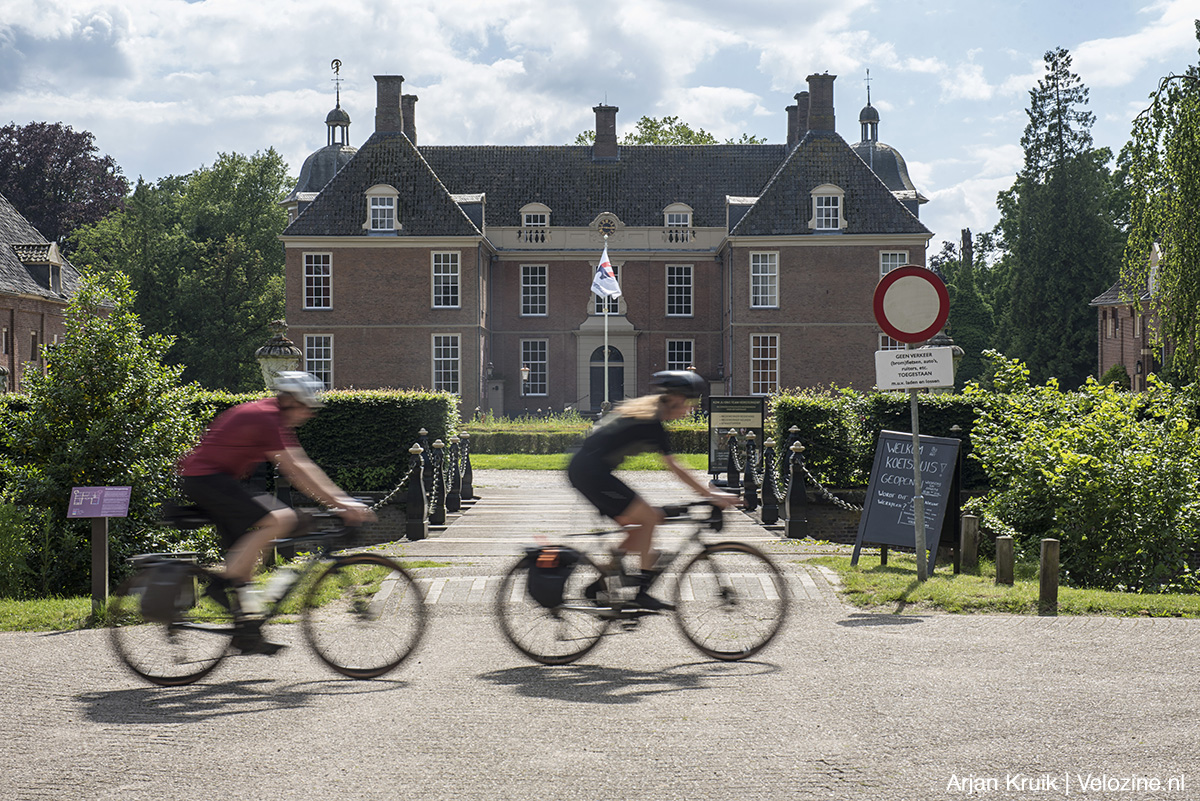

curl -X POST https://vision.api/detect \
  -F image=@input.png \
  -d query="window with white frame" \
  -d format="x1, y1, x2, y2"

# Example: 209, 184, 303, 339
523, 212, 548, 228
809, 183, 847, 231
666, 264, 693, 316
1, 326, 8, 355
880, 251, 908, 276
370, 196, 395, 231
30, 332, 39, 362
664, 204, 694, 243
878, 334, 905, 351
432, 252, 460, 308
750, 334, 779, 395
750, 252, 778, 308
521, 339, 548, 395
1132, 309, 1142, 338
432, 334, 460, 394
521, 265, 547, 316
363, 184, 399, 232
304, 253, 332, 309
593, 263, 620, 314
304, 335, 333, 388
666, 339, 694, 372
1105, 310, 1115, 338
665, 212, 691, 227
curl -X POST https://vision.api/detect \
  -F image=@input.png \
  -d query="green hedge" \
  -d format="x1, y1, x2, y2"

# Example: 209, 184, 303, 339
185, 389, 458, 492
770, 390, 984, 490
465, 420, 708, 455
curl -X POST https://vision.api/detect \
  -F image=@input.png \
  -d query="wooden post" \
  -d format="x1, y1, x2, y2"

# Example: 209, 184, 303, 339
995, 535, 1014, 586
91, 518, 108, 615
1039, 538, 1060, 616
960, 514, 979, 574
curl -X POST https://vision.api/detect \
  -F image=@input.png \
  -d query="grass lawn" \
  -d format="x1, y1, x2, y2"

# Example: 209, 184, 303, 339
812, 553, 1200, 617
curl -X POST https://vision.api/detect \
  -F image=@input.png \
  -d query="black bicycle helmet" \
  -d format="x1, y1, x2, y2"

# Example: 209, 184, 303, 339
650, 370, 706, 399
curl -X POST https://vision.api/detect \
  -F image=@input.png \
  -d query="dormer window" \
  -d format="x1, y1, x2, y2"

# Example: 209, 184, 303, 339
363, 184, 400, 233
809, 183, 847, 232
519, 203, 551, 243
663, 203, 694, 243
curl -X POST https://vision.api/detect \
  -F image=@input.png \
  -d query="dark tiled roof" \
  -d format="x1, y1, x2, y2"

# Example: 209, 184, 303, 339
1090, 280, 1150, 306
283, 130, 927, 239
418, 143, 788, 228
284, 133, 481, 237
0, 192, 80, 300
732, 131, 929, 236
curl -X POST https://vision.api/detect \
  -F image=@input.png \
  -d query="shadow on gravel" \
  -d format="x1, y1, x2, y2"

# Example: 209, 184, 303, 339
836, 613, 927, 628
76, 678, 407, 724
479, 661, 780, 705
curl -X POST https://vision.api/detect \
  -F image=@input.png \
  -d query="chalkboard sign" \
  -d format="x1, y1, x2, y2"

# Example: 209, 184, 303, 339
852, 431, 961, 573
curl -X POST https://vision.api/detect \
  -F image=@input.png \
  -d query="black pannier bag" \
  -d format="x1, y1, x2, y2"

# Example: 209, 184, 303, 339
140, 562, 197, 623
525, 546, 581, 608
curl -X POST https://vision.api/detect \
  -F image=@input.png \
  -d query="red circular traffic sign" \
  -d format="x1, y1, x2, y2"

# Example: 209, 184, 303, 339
872, 265, 949, 344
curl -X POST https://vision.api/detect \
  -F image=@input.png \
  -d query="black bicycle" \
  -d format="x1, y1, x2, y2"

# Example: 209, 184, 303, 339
495, 501, 788, 665
109, 507, 426, 686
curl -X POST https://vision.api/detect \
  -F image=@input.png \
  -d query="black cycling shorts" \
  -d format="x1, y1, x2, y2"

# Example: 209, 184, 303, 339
181, 473, 286, 550
567, 454, 638, 520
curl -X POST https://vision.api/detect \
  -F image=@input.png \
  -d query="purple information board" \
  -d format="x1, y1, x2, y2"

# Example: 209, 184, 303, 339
67, 486, 132, 519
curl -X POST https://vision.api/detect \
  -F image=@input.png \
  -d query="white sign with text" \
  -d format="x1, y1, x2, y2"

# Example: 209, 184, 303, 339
875, 347, 955, 390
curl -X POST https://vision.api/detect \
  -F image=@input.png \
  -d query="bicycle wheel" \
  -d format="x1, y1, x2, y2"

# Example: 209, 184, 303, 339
673, 542, 788, 661
303, 553, 426, 679
495, 555, 611, 665
109, 564, 232, 686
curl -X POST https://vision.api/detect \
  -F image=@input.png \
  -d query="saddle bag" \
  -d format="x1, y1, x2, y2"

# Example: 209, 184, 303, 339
525, 546, 581, 608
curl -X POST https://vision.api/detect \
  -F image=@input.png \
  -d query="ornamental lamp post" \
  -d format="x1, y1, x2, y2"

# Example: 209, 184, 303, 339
255, 320, 304, 389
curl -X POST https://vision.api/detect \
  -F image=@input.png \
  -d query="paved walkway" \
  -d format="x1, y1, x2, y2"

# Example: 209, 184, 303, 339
383, 468, 845, 606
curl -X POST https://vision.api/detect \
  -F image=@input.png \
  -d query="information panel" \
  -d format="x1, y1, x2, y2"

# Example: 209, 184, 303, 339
852, 431, 960, 572
67, 486, 132, 519
707, 396, 765, 475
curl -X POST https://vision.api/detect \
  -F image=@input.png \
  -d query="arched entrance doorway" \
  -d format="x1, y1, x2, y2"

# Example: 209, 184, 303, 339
588, 346, 624, 411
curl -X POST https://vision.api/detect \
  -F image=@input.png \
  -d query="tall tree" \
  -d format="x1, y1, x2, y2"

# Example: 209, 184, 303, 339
0, 272, 203, 597
932, 232, 995, 388
0, 122, 129, 247
990, 48, 1123, 388
1122, 22, 1200, 382
574, 115, 766, 145
69, 150, 290, 392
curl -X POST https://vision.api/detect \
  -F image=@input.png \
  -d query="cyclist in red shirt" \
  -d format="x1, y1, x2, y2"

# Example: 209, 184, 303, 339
179, 372, 373, 651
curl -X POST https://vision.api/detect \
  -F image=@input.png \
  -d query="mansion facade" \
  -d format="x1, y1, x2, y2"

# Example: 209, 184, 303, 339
280, 72, 932, 415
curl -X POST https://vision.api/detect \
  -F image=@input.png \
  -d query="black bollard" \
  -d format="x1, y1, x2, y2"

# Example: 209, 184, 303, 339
447, 435, 462, 513
725, 430, 741, 490
743, 432, 759, 513
460, 432, 476, 500
429, 439, 447, 526
405, 443, 428, 541
784, 441, 808, 539
760, 439, 780, 525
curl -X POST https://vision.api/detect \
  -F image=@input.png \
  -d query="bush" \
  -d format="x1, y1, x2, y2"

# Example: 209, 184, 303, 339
964, 352, 1200, 593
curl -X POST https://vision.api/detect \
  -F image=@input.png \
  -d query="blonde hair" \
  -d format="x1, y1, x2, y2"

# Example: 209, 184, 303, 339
614, 393, 668, 420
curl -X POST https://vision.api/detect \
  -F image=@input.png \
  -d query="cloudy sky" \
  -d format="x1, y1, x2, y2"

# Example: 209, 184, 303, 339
2, 0, 1199, 251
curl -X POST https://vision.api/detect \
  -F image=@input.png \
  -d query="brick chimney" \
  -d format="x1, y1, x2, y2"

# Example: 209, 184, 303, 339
592, 104, 619, 161
787, 91, 809, 149
374, 75, 404, 134
402, 94, 418, 144
805, 73, 836, 133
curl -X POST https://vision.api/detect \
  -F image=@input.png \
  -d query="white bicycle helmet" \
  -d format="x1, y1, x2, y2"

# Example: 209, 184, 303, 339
273, 371, 326, 408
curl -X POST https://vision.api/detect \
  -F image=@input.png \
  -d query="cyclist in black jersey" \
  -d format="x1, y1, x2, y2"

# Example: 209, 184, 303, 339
568, 370, 737, 610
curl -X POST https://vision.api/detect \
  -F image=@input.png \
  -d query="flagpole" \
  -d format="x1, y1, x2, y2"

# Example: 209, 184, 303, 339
602, 234, 610, 414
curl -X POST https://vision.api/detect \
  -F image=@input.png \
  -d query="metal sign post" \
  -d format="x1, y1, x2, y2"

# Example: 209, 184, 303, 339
68, 486, 132, 613
872, 266, 950, 582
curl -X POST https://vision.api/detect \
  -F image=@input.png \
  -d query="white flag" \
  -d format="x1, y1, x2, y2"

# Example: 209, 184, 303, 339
590, 245, 622, 298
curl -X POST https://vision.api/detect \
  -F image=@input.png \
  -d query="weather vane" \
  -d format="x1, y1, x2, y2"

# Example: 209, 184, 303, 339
331, 59, 343, 106
865, 67, 872, 106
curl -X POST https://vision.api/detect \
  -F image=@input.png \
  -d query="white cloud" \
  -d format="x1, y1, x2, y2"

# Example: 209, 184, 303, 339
940, 61, 994, 102
1072, 0, 1200, 88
